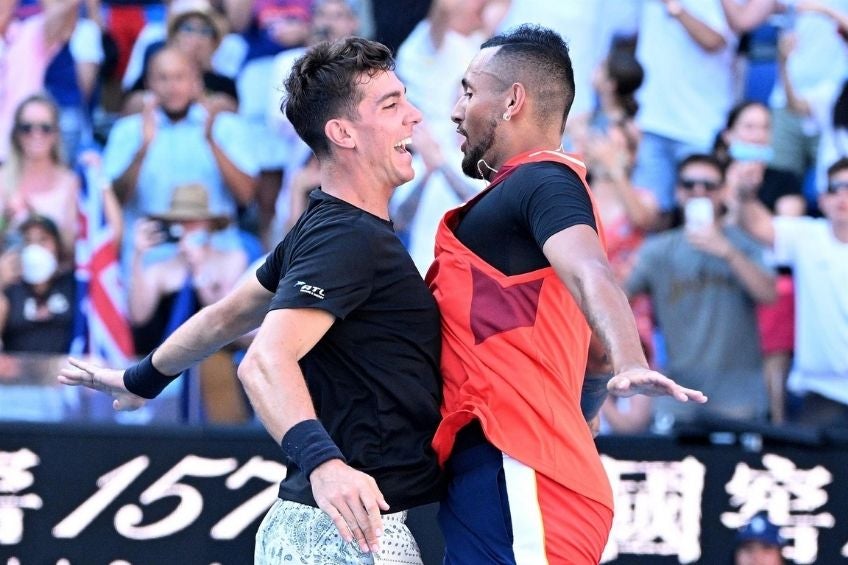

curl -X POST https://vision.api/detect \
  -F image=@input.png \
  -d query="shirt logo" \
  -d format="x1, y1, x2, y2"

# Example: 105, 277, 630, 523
295, 281, 326, 299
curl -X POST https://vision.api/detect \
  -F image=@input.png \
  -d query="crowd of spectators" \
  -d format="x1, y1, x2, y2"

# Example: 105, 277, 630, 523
0, 0, 846, 433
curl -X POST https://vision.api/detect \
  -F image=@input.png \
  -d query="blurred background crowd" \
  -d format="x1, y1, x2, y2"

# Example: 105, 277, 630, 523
0, 0, 846, 437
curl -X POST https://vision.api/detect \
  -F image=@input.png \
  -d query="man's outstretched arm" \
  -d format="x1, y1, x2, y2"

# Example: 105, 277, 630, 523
58, 275, 273, 409
543, 225, 708, 403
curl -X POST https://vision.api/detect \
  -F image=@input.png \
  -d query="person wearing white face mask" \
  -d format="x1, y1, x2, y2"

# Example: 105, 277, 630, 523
713, 100, 806, 425
0, 215, 75, 353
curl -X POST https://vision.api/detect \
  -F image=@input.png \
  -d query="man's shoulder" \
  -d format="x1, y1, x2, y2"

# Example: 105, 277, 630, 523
509, 161, 583, 189
295, 197, 385, 244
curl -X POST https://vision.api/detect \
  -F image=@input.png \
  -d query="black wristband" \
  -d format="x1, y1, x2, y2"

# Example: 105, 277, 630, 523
123, 351, 179, 399
280, 419, 345, 479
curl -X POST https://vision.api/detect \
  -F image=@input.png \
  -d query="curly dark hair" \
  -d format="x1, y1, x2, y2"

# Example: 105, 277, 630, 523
282, 37, 395, 157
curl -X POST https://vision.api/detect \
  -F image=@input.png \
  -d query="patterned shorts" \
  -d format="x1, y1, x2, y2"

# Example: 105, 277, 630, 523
255, 499, 423, 565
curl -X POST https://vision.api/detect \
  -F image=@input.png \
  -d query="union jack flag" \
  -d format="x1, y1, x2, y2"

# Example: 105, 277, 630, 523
70, 155, 134, 366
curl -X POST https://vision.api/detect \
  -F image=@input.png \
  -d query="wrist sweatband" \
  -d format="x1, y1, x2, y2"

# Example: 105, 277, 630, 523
123, 351, 179, 399
581, 373, 612, 421
281, 419, 345, 479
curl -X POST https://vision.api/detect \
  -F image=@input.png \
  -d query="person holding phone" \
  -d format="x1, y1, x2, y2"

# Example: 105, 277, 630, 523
128, 182, 252, 423
626, 154, 776, 430
714, 100, 805, 424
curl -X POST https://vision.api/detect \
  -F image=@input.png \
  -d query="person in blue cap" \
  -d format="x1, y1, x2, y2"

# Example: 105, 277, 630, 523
734, 511, 786, 565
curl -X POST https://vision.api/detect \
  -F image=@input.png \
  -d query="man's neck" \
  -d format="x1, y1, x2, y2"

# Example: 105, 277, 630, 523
320, 163, 392, 221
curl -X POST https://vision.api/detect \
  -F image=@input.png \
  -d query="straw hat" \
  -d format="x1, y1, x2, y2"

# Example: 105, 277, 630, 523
151, 183, 230, 230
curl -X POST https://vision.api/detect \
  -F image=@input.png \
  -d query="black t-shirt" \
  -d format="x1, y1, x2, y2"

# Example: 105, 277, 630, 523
758, 167, 802, 213
2, 272, 75, 353
454, 162, 597, 275
255, 190, 444, 510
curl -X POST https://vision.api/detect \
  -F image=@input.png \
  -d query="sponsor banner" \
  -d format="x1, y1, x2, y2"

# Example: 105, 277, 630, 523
1, 423, 847, 564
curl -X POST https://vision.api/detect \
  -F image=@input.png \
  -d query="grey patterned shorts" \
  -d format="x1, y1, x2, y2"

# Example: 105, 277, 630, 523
255, 499, 423, 565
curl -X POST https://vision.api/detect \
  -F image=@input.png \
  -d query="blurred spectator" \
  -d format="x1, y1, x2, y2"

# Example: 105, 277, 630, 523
391, 0, 488, 273
263, 0, 360, 245
626, 155, 776, 430
102, 47, 258, 273
44, 9, 104, 161
390, 123, 480, 273
0, 0, 81, 164
396, 0, 491, 147
123, 0, 238, 115
733, 511, 786, 565
790, 1, 848, 194
576, 48, 658, 435
770, 0, 848, 193
737, 157, 848, 429
715, 100, 804, 423
280, 152, 319, 232
720, 0, 781, 34
492, 0, 618, 119
632, 0, 737, 220
240, 0, 312, 63
569, 45, 645, 163
716, 101, 805, 215
129, 182, 250, 423
0, 215, 74, 353
369, 0, 430, 54
121, 0, 248, 92
0, 94, 79, 257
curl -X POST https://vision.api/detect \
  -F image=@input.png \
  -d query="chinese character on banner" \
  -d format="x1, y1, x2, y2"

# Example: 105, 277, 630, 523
601, 455, 706, 564
721, 453, 835, 564
0, 449, 43, 545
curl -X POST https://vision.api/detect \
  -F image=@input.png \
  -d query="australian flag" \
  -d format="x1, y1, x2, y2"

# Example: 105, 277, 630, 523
70, 154, 134, 366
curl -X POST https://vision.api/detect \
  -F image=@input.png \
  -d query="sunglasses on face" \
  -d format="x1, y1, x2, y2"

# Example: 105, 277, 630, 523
16, 122, 57, 135
678, 177, 722, 192
826, 180, 848, 194
177, 22, 217, 38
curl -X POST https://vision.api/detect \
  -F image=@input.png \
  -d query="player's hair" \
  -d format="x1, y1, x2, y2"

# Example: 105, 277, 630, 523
283, 37, 394, 157
481, 24, 575, 132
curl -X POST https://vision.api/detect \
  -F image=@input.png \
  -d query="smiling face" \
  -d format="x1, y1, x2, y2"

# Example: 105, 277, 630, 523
451, 48, 509, 180
343, 70, 422, 190
14, 99, 61, 163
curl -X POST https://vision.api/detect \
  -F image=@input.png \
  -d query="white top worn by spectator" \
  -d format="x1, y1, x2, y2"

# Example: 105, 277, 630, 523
494, 0, 606, 118
396, 17, 484, 148
636, 0, 737, 148
773, 216, 848, 403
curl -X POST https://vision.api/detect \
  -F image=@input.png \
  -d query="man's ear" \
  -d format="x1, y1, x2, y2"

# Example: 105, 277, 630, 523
504, 82, 528, 119
325, 118, 356, 150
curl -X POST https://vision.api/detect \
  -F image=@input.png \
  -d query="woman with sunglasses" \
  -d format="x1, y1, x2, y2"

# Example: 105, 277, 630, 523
0, 94, 79, 259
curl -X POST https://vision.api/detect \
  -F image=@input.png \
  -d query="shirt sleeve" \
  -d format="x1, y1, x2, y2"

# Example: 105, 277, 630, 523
69, 19, 104, 64
263, 223, 375, 320
625, 237, 659, 297
102, 116, 142, 182
212, 112, 261, 177
772, 216, 808, 267
514, 162, 597, 248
